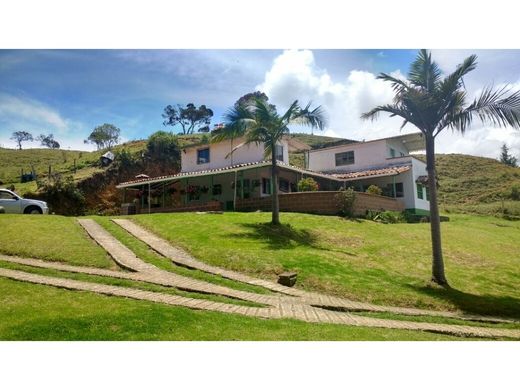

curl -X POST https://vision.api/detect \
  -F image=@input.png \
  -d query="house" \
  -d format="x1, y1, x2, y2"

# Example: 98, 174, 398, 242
116, 132, 429, 216
306, 132, 430, 215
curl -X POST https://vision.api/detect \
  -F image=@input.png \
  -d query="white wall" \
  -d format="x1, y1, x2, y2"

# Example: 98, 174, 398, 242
181, 138, 290, 172
308, 140, 387, 172
411, 158, 430, 212
386, 139, 410, 158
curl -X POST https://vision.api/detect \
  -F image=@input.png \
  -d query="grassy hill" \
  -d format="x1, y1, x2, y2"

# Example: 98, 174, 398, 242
2, 133, 519, 217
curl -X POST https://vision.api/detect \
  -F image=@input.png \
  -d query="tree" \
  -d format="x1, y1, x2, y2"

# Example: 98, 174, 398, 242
84, 124, 121, 150
234, 91, 270, 109
212, 92, 272, 165
362, 49, 520, 286
37, 133, 60, 149
215, 98, 326, 225
162, 103, 214, 134
10, 131, 33, 150
145, 130, 181, 169
499, 143, 518, 167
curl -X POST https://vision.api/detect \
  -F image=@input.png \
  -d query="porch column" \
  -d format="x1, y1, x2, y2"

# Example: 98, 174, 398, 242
240, 171, 244, 199
233, 170, 237, 210
123, 188, 126, 203
141, 185, 145, 209
185, 178, 189, 205
148, 183, 151, 214
392, 175, 397, 198
162, 182, 165, 208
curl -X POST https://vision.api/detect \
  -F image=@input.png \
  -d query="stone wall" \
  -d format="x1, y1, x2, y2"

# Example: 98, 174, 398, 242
235, 191, 404, 216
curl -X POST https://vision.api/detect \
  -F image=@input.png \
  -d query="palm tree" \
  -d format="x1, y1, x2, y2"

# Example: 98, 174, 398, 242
362, 49, 520, 286
214, 98, 326, 225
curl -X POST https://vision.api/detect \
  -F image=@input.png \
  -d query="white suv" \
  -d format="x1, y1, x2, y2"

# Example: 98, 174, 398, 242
0, 189, 49, 214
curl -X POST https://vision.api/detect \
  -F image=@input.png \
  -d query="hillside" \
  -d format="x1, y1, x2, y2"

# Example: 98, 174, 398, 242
1, 133, 519, 217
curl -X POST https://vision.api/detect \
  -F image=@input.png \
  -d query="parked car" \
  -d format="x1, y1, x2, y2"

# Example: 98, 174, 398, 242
0, 189, 49, 214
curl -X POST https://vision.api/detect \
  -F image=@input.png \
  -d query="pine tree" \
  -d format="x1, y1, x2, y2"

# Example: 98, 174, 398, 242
500, 143, 518, 167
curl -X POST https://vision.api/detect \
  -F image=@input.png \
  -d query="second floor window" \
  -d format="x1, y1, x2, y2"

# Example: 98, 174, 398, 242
335, 151, 355, 166
197, 148, 210, 164
275, 145, 284, 162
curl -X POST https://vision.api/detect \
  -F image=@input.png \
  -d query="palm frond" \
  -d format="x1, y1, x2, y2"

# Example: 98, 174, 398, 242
289, 102, 327, 130
377, 72, 410, 95
409, 49, 442, 92
444, 86, 520, 134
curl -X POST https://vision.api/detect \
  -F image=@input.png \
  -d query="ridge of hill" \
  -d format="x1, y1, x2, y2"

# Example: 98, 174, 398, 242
1, 134, 519, 216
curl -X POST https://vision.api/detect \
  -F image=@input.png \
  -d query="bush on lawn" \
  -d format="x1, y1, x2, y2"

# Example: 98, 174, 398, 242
335, 188, 356, 217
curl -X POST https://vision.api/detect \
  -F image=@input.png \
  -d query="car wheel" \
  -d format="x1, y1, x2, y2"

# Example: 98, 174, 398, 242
24, 206, 42, 214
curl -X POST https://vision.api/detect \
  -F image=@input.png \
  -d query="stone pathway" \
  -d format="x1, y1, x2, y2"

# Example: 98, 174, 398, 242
0, 266, 519, 339
0, 218, 518, 339
111, 218, 518, 324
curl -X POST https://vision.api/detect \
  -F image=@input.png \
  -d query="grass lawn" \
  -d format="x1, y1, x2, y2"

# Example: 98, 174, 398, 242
0, 277, 469, 341
0, 212, 518, 340
0, 214, 113, 268
132, 212, 520, 318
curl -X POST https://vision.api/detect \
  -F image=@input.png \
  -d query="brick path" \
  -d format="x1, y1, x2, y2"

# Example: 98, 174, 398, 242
0, 218, 518, 339
111, 218, 518, 324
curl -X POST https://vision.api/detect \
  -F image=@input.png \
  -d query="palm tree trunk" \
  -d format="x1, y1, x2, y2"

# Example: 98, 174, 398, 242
271, 147, 280, 225
425, 133, 448, 286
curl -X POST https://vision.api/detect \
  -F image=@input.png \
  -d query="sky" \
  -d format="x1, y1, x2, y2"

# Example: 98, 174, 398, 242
1, 49, 519, 158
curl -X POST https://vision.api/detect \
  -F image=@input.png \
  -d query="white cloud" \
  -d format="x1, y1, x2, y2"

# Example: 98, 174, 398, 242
256, 49, 520, 159
0, 93, 68, 131
0, 93, 96, 150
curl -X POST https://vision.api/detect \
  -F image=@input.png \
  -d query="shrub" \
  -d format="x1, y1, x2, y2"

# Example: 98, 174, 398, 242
297, 177, 319, 192
365, 185, 382, 195
35, 174, 86, 216
335, 188, 356, 217
145, 131, 181, 168
511, 185, 520, 201
372, 210, 406, 224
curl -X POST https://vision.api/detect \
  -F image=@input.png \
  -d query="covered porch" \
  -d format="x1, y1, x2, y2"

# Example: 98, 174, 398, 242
117, 162, 337, 214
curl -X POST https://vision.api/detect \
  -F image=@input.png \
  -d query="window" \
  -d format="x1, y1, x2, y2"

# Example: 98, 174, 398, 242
279, 178, 289, 192
197, 148, 210, 164
416, 183, 424, 199
212, 184, 222, 196
425, 186, 430, 201
275, 145, 284, 161
395, 182, 404, 198
390, 148, 396, 158
262, 178, 271, 195
0, 191, 16, 200
335, 151, 355, 166
400, 152, 405, 157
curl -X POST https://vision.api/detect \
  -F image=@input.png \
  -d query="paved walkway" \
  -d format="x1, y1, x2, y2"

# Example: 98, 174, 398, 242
0, 218, 518, 339
0, 266, 519, 339
111, 218, 517, 324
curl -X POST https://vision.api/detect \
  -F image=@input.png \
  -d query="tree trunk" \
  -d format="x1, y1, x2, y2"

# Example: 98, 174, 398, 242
271, 147, 280, 225
425, 133, 448, 286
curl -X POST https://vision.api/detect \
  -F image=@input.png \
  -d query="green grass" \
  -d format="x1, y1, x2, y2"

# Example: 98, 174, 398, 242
0, 260, 262, 307
132, 212, 520, 318
89, 216, 272, 295
0, 212, 517, 340
0, 215, 114, 268
0, 277, 469, 340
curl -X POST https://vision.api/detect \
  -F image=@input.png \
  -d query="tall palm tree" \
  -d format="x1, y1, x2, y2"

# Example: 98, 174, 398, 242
362, 49, 520, 286
214, 98, 326, 225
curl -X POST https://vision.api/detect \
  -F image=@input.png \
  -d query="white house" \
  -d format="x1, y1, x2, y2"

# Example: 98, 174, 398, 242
307, 133, 430, 215
117, 132, 430, 215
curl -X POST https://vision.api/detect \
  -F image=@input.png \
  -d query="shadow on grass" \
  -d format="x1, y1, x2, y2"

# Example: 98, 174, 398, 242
408, 284, 520, 319
228, 222, 355, 255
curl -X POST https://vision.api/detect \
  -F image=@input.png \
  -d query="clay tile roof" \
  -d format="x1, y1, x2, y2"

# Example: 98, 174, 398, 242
329, 165, 411, 180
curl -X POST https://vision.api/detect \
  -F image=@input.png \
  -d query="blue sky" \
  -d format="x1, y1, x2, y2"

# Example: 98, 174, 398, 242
1, 49, 519, 158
